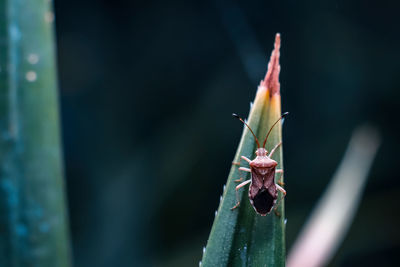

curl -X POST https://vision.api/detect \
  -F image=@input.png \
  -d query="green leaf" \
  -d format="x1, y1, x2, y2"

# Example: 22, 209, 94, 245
201, 34, 286, 267
0, 0, 72, 266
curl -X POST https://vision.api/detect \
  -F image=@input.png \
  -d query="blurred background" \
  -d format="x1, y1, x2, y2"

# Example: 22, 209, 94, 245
54, 0, 400, 266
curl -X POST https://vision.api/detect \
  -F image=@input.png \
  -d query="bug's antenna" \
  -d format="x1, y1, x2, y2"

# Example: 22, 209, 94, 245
262, 112, 289, 148
232, 113, 260, 148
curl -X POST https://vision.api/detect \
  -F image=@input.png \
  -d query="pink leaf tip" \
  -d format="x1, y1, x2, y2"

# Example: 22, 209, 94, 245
260, 33, 281, 96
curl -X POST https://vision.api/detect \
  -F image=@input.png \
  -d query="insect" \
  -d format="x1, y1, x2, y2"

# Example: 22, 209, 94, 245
231, 112, 288, 216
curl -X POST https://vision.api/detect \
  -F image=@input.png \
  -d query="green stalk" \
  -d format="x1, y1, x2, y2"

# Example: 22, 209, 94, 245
0, 0, 71, 266
202, 34, 286, 266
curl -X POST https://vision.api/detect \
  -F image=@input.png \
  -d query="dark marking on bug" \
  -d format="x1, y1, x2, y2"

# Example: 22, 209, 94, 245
253, 188, 276, 215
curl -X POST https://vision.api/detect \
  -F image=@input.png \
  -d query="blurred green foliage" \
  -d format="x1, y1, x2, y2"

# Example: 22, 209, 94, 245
0, 0, 71, 266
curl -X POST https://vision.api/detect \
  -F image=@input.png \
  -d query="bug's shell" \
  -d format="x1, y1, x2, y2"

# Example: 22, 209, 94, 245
249, 157, 278, 216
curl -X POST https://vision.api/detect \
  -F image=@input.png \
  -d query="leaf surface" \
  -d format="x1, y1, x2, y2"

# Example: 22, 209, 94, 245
202, 34, 286, 267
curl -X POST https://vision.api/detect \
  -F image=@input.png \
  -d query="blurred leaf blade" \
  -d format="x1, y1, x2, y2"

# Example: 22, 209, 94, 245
287, 126, 380, 267
202, 34, 286, 267
0, 0, 71, 266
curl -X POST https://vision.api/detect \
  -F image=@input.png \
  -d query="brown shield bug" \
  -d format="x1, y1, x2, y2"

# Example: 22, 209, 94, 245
231, 112, 288, 216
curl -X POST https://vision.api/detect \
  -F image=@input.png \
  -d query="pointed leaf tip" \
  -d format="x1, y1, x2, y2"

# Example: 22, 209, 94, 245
261, 33, 281, 96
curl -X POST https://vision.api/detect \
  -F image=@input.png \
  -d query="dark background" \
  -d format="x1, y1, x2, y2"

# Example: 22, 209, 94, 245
54, 0, 400, 266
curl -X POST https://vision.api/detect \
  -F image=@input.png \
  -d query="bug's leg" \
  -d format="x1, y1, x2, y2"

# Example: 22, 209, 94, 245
275, 169, 284, 186
233, 155, 251, 166
237, 167, 251, 182
233, 157, 251, 182
269, 141, 282, 158
232, 157, 242, 166
241, 156, 251, 163
239, 167, 251, 173
274, 184, 287, 216
276, 184, 286, 196
231, 179, 251, 210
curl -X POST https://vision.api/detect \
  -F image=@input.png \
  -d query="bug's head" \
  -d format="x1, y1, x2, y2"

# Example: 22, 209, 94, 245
255, 148, 267, 157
